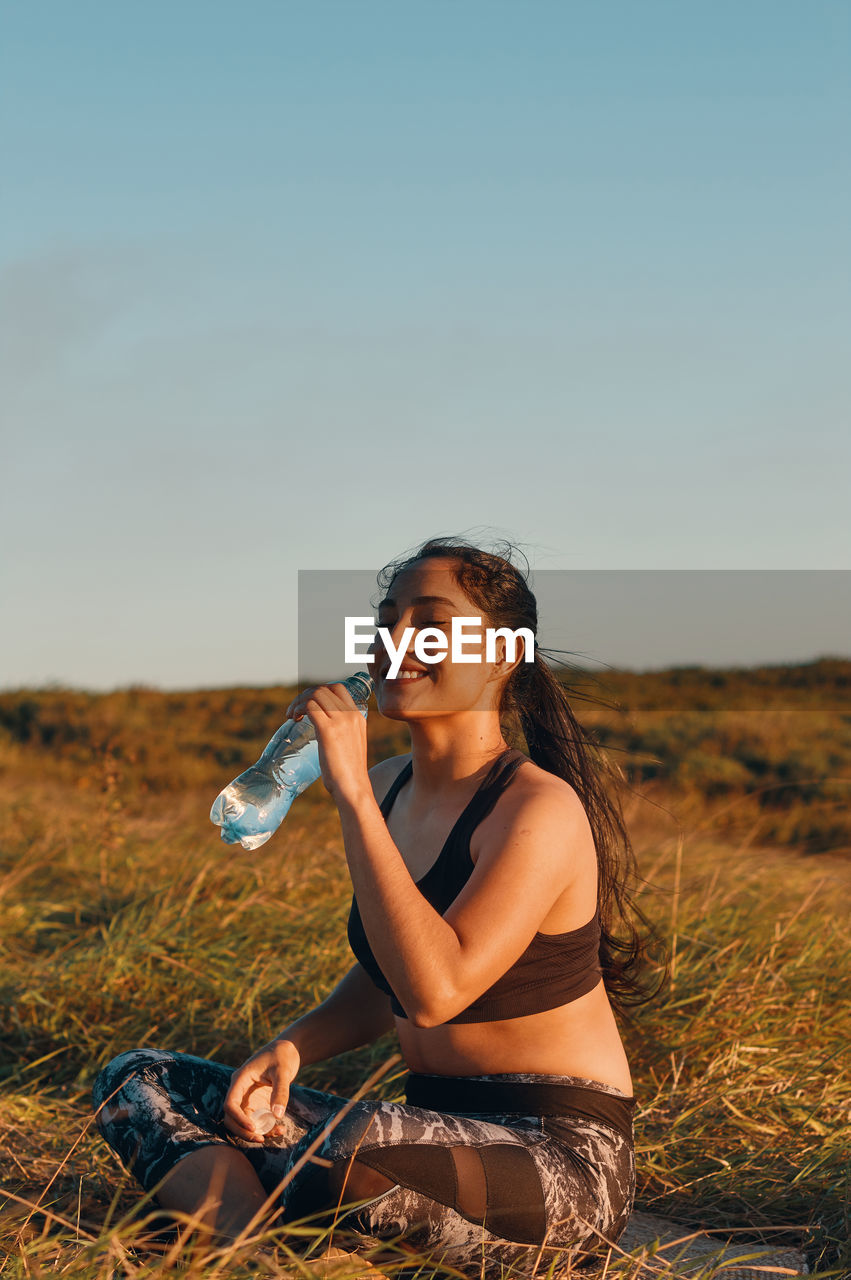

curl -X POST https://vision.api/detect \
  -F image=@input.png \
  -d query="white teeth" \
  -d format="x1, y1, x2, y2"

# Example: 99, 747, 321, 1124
395, 670, 426, 680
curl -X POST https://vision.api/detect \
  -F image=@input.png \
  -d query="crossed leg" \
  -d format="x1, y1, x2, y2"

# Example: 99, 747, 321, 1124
153, 1144, 396, 1244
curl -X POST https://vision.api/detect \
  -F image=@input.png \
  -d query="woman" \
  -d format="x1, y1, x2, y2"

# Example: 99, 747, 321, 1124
93, 537, 653, 1275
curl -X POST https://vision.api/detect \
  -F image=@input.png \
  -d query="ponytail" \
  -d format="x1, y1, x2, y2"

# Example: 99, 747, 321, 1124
511, 650, 661, 1012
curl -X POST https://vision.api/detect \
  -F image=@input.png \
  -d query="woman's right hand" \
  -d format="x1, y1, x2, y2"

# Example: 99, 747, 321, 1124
223, 1038, 301, 1141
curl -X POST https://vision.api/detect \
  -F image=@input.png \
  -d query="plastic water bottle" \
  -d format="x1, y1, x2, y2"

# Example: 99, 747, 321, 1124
210, 672, 374, 851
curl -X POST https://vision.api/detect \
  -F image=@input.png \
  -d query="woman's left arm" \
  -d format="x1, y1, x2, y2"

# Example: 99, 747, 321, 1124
292, 683, 589, 1027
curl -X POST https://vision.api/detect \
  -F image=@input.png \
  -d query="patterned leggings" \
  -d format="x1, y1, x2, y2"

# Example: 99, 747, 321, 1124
92, 1049, 635, 1276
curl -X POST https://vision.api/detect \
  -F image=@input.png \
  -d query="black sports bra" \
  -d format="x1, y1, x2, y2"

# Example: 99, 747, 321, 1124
346, 749, 602, 1024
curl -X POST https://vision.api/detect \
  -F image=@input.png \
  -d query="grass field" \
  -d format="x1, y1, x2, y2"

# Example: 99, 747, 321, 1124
0, 667, 849, 1277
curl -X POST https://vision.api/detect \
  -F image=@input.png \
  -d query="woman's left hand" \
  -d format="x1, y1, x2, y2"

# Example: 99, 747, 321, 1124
285, 683, 370, 806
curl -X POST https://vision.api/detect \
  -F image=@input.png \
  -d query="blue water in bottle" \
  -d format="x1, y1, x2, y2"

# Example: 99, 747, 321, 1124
210, 672, 374, 850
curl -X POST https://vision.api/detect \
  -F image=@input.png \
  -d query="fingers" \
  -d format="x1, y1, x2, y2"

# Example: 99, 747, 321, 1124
224, 1059, 277, 1140
223, 1043, 300, 1141
223, 1068, 263, 1140
223, 1099, 261, 1141
224, 1063, 253, 1116
286, 682, 357, 721
270, 1078, 290, 1119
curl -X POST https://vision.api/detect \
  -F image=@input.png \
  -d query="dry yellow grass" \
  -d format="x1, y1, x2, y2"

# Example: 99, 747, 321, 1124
0, 680, 848, 1277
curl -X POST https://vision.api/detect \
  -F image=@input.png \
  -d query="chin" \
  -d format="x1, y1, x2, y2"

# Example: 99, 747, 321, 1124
376, 699, 430, 722
376, 702, 410, 722
375, 688, 433, 721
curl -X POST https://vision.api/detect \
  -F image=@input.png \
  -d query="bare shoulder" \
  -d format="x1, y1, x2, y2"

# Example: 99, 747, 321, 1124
367, 753, 412, 806
472, 755, 596, 872
463, 755, 598, 926
503, 756, 592, 828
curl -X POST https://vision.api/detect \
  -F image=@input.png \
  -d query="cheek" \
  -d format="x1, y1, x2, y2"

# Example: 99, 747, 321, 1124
442, 658, 489, 689
368, 635, 387, 665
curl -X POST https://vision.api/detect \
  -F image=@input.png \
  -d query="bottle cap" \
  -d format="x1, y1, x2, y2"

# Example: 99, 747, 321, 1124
250, 1109, 278, 1135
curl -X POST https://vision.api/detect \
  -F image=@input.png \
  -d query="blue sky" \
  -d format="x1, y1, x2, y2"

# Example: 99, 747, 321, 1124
2, 1, 849, 688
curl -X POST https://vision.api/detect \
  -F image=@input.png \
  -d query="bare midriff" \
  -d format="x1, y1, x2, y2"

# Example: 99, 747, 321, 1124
394, 979, 634, 1094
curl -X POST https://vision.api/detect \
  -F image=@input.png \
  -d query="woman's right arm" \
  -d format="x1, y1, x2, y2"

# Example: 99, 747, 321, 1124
223, 962, 394, 1139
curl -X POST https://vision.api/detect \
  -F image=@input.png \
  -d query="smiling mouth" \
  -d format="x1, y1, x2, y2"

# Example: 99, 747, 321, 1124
382, 669, 429, 681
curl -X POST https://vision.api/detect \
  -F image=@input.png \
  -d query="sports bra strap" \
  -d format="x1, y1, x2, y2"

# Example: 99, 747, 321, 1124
451, 749, 526, 842
379, 760, 414, 817
380, 749, 525, 824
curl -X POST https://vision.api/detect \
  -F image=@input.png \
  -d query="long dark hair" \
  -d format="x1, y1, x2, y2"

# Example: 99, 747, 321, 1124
377, 534, 662, 1012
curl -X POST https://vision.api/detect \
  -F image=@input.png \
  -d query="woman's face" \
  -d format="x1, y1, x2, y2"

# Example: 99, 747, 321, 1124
371, 557, 513, 722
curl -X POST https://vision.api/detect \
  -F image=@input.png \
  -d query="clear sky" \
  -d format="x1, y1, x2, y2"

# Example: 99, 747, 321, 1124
2, 1, 849, 689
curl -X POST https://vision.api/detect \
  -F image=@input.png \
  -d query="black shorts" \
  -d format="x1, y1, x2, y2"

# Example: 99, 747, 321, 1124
92, 1048, 635, 1275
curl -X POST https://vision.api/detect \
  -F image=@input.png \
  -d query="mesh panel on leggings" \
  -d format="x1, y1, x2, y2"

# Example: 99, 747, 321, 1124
356, 1140, 547, 1245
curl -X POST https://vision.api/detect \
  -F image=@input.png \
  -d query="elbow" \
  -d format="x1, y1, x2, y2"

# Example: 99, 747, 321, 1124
408, 1005, 445, 1029
405, 981, 461, 1029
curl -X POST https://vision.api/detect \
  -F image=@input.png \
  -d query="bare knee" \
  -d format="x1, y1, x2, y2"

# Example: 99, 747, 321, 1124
155, 1145, 273, 1241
